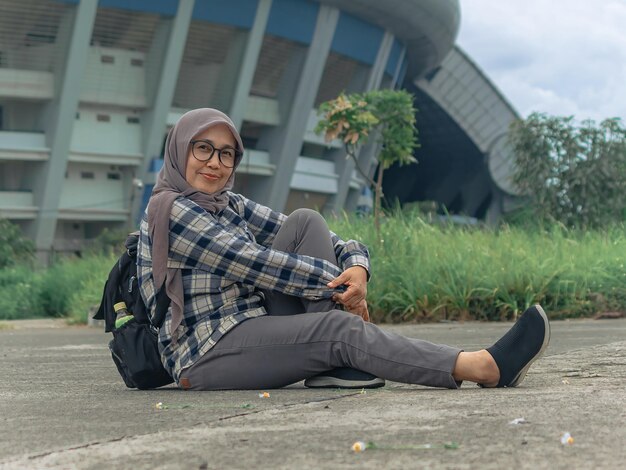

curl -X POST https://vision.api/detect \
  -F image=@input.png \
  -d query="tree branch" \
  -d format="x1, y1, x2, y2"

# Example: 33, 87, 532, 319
345, 146, 376, 188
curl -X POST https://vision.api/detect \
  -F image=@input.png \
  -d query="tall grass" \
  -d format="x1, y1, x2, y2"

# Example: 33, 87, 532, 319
65, 255, 118, 324
329, 212, 626, 322
0, 213, 624, 323
0, 254, 115, 322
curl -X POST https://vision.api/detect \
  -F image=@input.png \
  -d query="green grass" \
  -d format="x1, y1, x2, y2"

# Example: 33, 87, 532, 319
0, 254, 115, 322
329, 213, 626, 322
65, 254, 118, 324
1, 214, 625, 323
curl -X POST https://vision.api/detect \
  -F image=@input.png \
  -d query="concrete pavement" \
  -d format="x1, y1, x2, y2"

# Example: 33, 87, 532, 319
0, 318, 624, 469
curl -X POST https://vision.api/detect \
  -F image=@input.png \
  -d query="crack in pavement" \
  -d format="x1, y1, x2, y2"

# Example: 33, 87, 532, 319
12, 391, 365, 465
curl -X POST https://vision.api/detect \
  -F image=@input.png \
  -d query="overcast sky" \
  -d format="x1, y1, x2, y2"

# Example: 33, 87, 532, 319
457, 0, 626, 122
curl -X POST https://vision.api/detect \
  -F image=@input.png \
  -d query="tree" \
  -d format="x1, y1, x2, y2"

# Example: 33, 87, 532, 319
315, 90, 419, 234
509, 113, 626, 229
0, 219, 35, 268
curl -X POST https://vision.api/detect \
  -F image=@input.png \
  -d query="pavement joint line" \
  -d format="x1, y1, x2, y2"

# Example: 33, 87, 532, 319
217, 390, 363, 422
11, 391, 366, 464
24, 436, 127, 462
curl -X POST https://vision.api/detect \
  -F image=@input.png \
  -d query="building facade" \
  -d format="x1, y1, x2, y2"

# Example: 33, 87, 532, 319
0, 0, 519, 260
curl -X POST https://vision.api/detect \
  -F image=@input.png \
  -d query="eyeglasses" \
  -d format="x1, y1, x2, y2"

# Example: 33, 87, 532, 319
190, 140, 241, 168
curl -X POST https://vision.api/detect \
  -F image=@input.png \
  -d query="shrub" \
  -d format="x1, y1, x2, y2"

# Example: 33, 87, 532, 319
83, 228, 128, 257
0, 219, 34, 269
0, 254, 115, 320
0, 266, 41, 319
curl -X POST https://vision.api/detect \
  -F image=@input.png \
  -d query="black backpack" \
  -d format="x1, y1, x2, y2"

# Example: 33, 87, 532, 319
94, 232, 174, 390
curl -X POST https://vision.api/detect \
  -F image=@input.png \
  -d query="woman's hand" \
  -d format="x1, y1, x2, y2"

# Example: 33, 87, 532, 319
328, 266, 368, 311
346, 299, 370, 322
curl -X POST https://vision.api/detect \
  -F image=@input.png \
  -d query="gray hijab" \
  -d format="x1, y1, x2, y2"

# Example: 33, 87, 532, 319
147, 108, 244, 338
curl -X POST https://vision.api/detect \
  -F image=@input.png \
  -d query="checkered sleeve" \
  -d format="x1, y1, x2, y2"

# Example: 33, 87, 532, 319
330, 230, 371, 279
168, 198, 342, 299
232, 193, 287, 248
233, 192, 371, 278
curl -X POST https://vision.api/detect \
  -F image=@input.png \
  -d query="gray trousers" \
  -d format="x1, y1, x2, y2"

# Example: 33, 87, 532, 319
179, 209, 461, 390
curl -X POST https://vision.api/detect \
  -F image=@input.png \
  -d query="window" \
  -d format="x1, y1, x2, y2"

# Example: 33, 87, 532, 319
130, 58, 144, 67
127, 117, 140, 124
107, 172, 121, 180
80, 171, 95, 179
101, 55, 115, 64
97, 114, 110, 122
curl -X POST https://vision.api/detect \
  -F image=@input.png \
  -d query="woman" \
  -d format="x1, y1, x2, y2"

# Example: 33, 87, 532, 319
137, 108, 550, 391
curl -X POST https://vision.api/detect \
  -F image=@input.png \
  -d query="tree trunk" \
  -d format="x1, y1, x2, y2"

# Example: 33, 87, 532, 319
374, 163, 384, 240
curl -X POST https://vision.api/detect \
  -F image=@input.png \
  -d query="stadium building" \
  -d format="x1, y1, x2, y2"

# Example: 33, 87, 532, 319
0, 0, 521, 260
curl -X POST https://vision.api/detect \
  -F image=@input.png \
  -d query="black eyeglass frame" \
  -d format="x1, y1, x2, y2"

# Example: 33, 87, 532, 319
189, 139, 242, 168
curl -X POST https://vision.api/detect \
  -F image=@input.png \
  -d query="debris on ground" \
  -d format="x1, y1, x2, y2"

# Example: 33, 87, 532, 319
258, 392, 270, 398
351, 441, 367, 452
509, 418, 527, 425
154, 402, 254, 410
560, 432, 574, 445
351, 441, 459, 452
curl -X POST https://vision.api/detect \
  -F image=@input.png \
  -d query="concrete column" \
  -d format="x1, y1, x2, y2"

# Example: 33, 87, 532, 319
32, 0, 98, 261
390, 45, 407, 89
143, 20, 172, 104
212, 33, 248, 111
331, 31, 395, 213
130, 0, 195, 226
365, 31, 395, 91
255, 5, 339, 212
228, 0, 272, 130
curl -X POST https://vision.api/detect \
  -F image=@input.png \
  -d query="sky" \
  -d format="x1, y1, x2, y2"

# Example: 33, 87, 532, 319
457, 0, 626, 122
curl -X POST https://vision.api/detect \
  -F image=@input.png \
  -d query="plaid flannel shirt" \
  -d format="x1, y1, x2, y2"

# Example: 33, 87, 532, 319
137, 192, 370, 383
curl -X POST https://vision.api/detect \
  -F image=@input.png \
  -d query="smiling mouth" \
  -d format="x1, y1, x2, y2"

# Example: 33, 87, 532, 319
200, 173, 219, 180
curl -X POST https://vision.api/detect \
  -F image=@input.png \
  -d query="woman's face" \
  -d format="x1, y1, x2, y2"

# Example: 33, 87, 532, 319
185, 123, 236, 194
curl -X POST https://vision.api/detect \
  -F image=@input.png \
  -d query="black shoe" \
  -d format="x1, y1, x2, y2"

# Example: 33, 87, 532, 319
304, 368, 385, 389
486, 304, 551, 387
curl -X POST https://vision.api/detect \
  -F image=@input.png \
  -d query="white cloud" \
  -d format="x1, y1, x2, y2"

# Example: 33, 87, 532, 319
457, 0, 626, 121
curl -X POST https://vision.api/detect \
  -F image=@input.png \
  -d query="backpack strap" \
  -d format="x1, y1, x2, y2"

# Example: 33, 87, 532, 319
125, 231, 140, 256
125, 230, 170, 329
151, 288, 170, 329
94, 251, 132, 332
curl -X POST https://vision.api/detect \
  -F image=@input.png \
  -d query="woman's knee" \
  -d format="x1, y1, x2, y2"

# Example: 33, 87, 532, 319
286, 208, 329, 233
288, 208, 325, 224
276, 208, 336, 262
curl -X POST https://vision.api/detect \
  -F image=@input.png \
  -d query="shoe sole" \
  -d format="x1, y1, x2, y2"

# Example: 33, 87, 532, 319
304, 377, 385, 389
507, 304, 551, 387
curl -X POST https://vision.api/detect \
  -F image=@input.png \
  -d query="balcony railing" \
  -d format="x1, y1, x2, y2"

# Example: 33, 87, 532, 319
0, 190, 37, 219
0, 131, 49, 161
0, 69, 54, 100
290, 156, 338, 194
